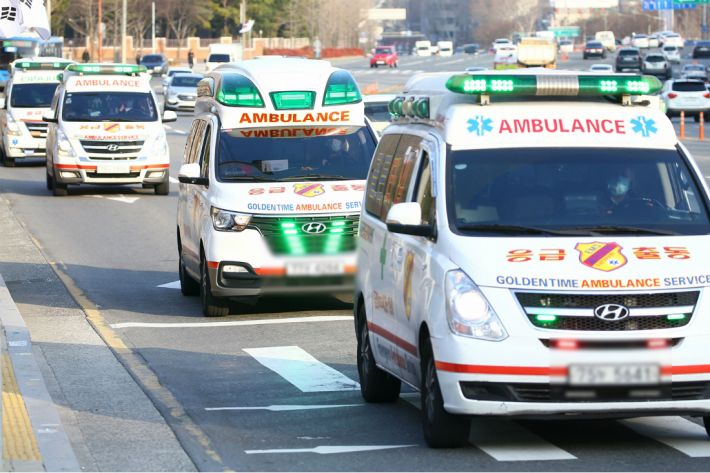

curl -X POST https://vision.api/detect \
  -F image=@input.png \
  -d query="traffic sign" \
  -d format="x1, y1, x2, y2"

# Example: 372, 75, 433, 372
643, 0, 697, 9
548, 26, 580, 38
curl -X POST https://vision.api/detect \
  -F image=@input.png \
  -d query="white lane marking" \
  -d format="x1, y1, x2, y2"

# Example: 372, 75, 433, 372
157, 280, 181, 289
469, 418, 576, 461
245, 445, 416, 455
110, 315, 353, 329
244, 346, 360, 392
90, 195, 140, 204
169, 176, 180, 184
622, 417, 710, 457
205, 404, 361, 412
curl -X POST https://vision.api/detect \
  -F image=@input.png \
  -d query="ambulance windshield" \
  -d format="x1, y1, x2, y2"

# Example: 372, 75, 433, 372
449, 147, 710, 236
216, 126, 376, 182
62, 92, 159, 122
10, 83, 58, 108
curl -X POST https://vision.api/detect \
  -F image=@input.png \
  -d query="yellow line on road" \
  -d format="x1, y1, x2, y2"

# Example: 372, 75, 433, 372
2, 353, 42, 462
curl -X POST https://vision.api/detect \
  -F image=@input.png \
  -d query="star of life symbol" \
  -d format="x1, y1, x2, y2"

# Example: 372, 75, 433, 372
467, 115, 494, 136
630, 116, 658, 138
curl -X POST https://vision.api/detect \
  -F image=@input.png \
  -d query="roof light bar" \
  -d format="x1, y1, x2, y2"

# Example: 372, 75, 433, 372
66, 63, 147, 75
16, 60, 73, 71
270, 91, 315, 110
323, 70, 362, 106
217, 73, 264, 107
446, 73, 662, 98
389, 96, 431, 120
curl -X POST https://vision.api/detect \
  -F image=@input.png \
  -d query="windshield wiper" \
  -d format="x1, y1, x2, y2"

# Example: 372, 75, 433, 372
221, 175, 276, 182
562, 225, 679, 236
457, 224, 588, 236
278, 174, 352, 181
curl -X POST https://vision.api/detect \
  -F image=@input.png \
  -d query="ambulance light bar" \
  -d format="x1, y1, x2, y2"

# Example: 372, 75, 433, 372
323, 71, 361, 106
270, 91, 315, 110
446, 73, 663, 97
16, 60, 73, 71
217, 73, 264, 107
388, 96, 431, 120
66, 64, 147, 75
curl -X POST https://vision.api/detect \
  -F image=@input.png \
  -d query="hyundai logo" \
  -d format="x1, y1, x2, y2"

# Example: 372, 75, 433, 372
301, 222, 327, 234
106, 144, 119, 152
594, 304, 630, 321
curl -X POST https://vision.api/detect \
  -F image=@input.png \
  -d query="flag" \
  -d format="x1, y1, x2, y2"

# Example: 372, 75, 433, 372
0, 0, 50, 40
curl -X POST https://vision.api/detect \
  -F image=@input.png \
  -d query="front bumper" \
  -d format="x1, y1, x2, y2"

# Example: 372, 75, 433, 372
53, 163, 169, 185
4, 136, 46, 158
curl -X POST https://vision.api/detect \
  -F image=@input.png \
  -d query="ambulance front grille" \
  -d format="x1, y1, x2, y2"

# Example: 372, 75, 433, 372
516, 291, 699, 331
23, 121, 47, 138
79, 140, 145, 160
249, 215, 359, 256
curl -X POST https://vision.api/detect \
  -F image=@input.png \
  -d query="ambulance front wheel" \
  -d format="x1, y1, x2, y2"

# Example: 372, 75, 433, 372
154, 178, 170, 195
200, 254, 229, 317
356, 305, 400, 403
421, 337, 471, 448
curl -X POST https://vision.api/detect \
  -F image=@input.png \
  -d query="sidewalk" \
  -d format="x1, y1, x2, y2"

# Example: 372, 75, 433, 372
0, 194, 196, 472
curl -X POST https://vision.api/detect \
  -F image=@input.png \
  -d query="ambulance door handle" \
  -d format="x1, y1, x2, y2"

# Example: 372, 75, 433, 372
395, 246, 404, 264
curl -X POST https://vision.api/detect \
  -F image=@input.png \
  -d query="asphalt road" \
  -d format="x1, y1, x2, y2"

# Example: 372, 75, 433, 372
2, 52, 710, 471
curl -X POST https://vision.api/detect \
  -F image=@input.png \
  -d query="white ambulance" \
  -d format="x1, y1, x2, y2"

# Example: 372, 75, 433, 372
0, 58, 73, 166
43, 63, 177, 196
355, 69, 710, 447
176, 58, 377, 316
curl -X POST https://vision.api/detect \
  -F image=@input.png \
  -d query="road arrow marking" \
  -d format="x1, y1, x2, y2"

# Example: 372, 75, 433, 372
157, 280, 181, 289
244, 346, 360, 392
622, 417, 710, 457
205, 404, 362, 412
245, 445, 416, 455
111, 315, 353, 329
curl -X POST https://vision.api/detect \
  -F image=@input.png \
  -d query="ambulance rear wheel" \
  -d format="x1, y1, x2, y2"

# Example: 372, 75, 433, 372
357, 306, 400, 403
421, 338, 470, 448
200, 256, 229, 317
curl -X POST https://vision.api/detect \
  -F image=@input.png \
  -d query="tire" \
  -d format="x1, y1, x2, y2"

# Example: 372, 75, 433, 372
178, 242, 199, 296
4, 154, 15, 167
394, 61, 398, 68
200, 256, 229, 317
46, 168, 52, 190
420, 338, 470, 448
703, 416, 710, 438
154, 178, 170, 195
356, 306, 401, 403
51, 173, 68, 196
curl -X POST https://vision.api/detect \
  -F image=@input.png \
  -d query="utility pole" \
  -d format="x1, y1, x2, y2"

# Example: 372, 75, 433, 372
705, 4, 708, 41
151, 2, 156, 54
121, 0, 127, 63
98, 0, 103, 62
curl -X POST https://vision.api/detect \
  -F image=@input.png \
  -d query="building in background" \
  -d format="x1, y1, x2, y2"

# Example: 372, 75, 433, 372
406, 0, 473, 45
551, 0, 620, 25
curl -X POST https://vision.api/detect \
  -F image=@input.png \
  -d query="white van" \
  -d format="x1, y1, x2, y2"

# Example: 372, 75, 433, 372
414, 40, 432, 57
0, 58, 73, 166
43, 64, 177, 196
355, 69, 710, 447
596, 30, 617, 52
176, 58, 377, 316
205, 44, 241, 73
437, 41, 453, 57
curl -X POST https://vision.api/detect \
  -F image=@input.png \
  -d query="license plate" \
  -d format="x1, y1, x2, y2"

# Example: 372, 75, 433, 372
97, 163, 130, 174
286, 261, 345, 276
569, 364, 660, 386
377, 60, 385, 64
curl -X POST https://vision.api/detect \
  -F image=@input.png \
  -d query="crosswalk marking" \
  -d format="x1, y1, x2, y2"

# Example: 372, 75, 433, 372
622, 417, 710, 458
245, 445, 416, 455
469, 418, 576, 461
111, 315, 353, 329
244, 346, 360, 392
206, 404, 361, 412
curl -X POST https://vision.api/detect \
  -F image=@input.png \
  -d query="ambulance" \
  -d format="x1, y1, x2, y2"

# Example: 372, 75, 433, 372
43, 63, 177, 196
354, 69, 710, 447
176, 58, 377, 316
0, 58, 73, 166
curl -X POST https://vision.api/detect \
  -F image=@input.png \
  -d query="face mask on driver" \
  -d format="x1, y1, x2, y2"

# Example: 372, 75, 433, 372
608, 176, 631, 197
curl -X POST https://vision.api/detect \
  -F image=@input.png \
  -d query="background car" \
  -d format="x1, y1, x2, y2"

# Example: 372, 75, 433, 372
631, 34, 650, 49
692, 41, 710, 60
370, 46, 398, 68
161, 66, 193, 95
642, 53, 671, 79
662, 45, 681, 64
456, 43, 480, 54
615, 47, 642, 71
661, 79, 710, 121
558, 40, 574, 54
363, 94, 396, 135
648, 34, 660, 48
681, 63, 708, 82
163, 73, 202, 112
583, 40, 606, 59
589, 63, 613, 72
492, 38, 512, 52
659, 32, 684, 49
139, 54, 168, 75
493, 45, 517, 69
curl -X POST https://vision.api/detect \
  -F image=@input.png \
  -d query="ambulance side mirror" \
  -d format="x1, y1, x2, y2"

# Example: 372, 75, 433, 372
385, 202, 435, 238
42, 111, 57, 123
178, 162, 208, 186
162, 110, 178, 123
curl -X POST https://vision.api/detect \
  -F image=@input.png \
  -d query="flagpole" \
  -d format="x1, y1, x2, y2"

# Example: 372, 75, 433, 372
97, 0, 102, 62
121, 0, 127, 63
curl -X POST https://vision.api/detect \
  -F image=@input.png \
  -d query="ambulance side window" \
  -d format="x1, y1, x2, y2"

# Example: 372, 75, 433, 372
380, 135, 421, 220
199, 125, 211, 177
365, 134, 400, 219
412, 153, 435, 226
50, 87, 61, 113
184, 120, 205, 165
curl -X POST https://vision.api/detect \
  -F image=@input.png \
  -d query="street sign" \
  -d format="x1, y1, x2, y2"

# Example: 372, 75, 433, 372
643, 0, 697, 9
548, 26, 580, 38
675, 0, 710, 3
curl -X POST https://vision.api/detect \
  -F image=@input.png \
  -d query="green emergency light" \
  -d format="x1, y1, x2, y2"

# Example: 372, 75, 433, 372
16, 60, 73, 71
270, 91, 316, 110
323, 70, 361, 106
217, 73, 264, 107
66, 63, 147, 75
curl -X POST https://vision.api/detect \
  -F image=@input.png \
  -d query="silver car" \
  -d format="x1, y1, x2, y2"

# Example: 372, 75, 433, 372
662, 45, 681, 64
681, 64, 708, 82
163, 73, 202, 112
661, 79, 710, 120
642, 53, 671, 79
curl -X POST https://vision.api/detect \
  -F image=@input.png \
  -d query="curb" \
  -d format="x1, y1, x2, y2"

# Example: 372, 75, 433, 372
0, 274, 80, 472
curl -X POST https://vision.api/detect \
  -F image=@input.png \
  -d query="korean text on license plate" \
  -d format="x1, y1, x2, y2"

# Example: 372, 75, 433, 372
286, 262, 345, 276
568, 364, 660, 386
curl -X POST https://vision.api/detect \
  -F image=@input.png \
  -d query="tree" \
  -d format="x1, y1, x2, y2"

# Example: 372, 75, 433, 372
157, 0, 213, 58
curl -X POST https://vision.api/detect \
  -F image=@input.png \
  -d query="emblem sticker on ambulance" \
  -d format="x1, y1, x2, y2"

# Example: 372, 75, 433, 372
293, 183, 326, 198
575, 241, 627, 272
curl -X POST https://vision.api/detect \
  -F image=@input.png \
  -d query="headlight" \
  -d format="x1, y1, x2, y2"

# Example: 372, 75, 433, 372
149, 133, 169, 157
57, 130, 74, 155
7, 115, 22, 136
445, 270, 507, 341
211, 207, 251, 232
